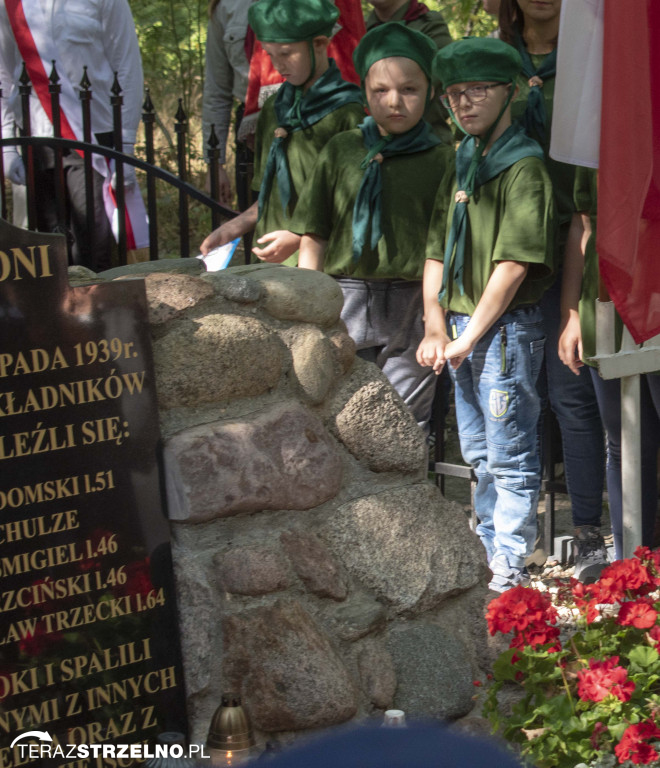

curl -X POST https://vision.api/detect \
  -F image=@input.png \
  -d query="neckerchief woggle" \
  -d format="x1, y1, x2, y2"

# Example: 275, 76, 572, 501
258, 59, 363, 219
438, 121, 544, 301
514, 34, 557, 142
352, 116, 440, 261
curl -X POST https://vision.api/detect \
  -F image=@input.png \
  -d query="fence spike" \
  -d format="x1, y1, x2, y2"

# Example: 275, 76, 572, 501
111, 71, 122, 97
79, 65, 91, 92
49, 60, 60, 86
19, 62, 31, 88
175, 98, 187, 125
208, 124, 219, 150
142, 87, 154, 114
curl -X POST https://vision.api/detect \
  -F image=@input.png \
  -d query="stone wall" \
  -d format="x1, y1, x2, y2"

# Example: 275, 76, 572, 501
85, 259, 491, 747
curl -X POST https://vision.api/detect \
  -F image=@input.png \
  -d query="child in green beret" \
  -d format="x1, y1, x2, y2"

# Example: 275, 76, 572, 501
200, 0, 365, 264
365, 0, 454, 144
416, 37, 555, 591
291, 22, 455, 431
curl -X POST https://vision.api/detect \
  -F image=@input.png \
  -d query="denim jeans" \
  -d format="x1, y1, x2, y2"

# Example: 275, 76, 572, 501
537, 276, 605, 527
448, 305, 545, 568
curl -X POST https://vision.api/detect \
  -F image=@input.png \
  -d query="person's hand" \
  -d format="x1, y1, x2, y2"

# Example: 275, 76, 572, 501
200, 220, 242, 255
443, 335, 474, 370
558, 311, 584, 375
252, 230, 300, 263
204, 165, 233, 206
5, 150, 26, 185
416, 331, 449, 373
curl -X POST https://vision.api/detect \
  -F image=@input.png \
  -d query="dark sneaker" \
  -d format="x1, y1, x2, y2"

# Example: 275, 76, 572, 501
488, 554, 531, 593
573, 525, 609, 584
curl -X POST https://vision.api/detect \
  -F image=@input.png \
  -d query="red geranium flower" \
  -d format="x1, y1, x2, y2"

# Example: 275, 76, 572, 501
615, 720, 660, 765
636, 546, 660, 586
486, 585, 557, 636
617, 599, 658, 629
648, 625, 660, 648
509, 622, 561, 652
577, 656, 635, 703
571, 580, 604, 624
635, 546, 653, 561
597, 558, 653, 602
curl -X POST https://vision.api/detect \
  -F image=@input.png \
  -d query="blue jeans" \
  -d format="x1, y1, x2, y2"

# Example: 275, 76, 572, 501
538, 277, 605, 527
448, 306, 545, 567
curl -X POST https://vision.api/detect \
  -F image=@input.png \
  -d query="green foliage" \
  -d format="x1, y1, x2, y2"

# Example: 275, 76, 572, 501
435, 0, 497, 39
130, 0, 207, 151
483, 550, 660, 768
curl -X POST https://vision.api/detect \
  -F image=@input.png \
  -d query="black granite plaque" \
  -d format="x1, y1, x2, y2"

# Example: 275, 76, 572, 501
0, 219, 188, 768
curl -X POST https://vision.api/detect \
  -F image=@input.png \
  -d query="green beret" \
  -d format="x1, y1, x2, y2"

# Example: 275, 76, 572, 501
353, 22, 436, 82
433, 37, 522, 89
248, 0, 339, 43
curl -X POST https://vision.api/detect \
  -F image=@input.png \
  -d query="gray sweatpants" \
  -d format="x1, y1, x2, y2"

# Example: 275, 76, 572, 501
337, 277, 436, 432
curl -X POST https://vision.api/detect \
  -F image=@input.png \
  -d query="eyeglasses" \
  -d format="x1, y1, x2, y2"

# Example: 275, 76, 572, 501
440, 83, 506, 109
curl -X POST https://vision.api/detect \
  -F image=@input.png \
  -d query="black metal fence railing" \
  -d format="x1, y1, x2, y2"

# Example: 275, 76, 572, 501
0, 62, 238, 266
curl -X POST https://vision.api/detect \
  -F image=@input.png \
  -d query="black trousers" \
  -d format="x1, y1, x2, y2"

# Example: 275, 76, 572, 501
34, 140, 113, 272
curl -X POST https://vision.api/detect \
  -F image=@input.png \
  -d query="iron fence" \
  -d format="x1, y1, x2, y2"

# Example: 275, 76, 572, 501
0, 62, 241, 266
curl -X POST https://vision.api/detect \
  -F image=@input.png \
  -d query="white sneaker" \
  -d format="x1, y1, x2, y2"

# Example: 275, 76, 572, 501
488, 554, 531, 593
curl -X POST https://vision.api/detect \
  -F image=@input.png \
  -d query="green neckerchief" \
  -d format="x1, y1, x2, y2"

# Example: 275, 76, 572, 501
258, 59, 363, 220
439, 121, 544, 300
352, 115, 440, 260
514, 34, 557, 142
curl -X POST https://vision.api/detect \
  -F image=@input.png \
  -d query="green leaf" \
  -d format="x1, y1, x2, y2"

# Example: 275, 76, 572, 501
492, 649, 521, 681
609, 721, 627, 741
628, 644, 659, 669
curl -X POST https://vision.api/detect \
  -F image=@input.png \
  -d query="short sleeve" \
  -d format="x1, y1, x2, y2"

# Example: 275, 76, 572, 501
573, 166, 597, 216
492, 157, 555, 278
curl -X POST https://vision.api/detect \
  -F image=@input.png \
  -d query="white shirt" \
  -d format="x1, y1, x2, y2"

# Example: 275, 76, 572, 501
0, 0, 143, 145
201, 0, 258, 163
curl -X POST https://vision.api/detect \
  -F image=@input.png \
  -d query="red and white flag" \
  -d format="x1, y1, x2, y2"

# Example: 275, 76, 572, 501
597, 0, 660, 344
549, 0, 602, 169
551, 0, 660, 344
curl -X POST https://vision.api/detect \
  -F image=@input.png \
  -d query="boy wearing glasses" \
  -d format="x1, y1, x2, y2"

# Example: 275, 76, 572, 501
291, 23, 455, 431
417, 37, 555, 592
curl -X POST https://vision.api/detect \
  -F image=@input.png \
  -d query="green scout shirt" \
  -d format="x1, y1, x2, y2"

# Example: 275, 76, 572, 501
427, 155, 555, 315
512, 52, 575, 263
251, 95, 365, 244
366, 1, 453, 145
573, 166, 622, 364
290, 127, 456, 280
